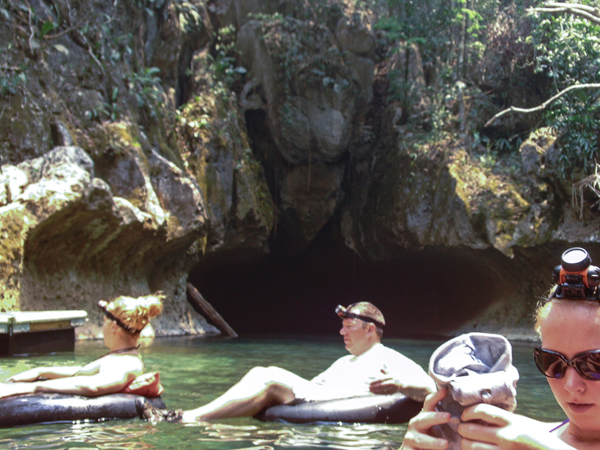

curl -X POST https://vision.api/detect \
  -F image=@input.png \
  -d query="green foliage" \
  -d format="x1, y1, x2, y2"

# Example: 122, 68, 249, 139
39, 20, 58, 38
135, 0, 204, 34
473, 129, 523, 154
0, 65, 26, 96
128, 67, 164, 117
107, 30, 134, 63
530, 6, 600, 179
173, 0, 204, 34
84, 87, 120, 121
375, 0, 506, 137
102, 87, 121, 121
209, 25, 245, 90
376, 0, 498, 69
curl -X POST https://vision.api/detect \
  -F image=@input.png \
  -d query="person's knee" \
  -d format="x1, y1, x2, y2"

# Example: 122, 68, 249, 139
245, 367, 288, 386
245, 366, 285, 381
241, 366, 278, 389
246, 366, 267, 377
239, 367, 286, 400
264, 379, 293, 402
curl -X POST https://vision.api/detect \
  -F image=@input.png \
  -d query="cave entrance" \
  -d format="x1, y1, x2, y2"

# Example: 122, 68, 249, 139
188, 226, 507, 338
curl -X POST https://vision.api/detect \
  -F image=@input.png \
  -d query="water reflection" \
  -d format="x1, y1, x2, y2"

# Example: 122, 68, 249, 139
0, 422, 159, 450
0, 336, 564, 450
184, 421, 405, 450
0, 414, 408, 450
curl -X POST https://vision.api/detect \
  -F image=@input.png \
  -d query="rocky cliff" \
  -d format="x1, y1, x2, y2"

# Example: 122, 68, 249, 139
1, 0, 599, 340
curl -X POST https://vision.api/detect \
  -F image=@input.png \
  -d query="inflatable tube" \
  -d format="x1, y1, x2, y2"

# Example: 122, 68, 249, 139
0, 393, 166, 427
255, 393, 423, 424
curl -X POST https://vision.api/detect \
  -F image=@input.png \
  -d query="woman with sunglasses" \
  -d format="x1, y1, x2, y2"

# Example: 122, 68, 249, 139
0, 294, 163, 399
401, 248, 600, 450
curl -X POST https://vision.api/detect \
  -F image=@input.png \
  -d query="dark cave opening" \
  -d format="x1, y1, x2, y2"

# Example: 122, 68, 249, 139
188, 104, 512, 339
188, 225, 510, 338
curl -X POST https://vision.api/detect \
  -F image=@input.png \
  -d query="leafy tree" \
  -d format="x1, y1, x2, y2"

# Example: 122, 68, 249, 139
377, 0, 498, 84
488, 1, 600, 179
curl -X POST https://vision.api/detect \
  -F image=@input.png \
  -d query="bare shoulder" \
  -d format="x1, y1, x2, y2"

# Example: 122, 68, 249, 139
98, 353, 144, 374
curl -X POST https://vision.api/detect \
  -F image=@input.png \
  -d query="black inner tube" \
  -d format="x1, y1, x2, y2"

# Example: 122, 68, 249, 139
255, 393, 423, 424
0, 393, 166, 428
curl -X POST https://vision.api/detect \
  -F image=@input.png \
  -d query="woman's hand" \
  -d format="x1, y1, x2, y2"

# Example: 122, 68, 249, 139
458, 404, 574, 450
400, 388, 451, 450
7, 368, 42, 383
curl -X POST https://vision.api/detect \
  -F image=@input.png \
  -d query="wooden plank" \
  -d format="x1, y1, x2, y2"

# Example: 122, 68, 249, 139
187, 282, 238, 338
6, 311, 87, 323
29, 320, 72, 332
1, 328, 75, 355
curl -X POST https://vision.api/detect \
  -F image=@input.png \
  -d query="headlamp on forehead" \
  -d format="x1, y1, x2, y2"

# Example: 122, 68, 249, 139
551, 247, 600, 301
335, 304, 385, 329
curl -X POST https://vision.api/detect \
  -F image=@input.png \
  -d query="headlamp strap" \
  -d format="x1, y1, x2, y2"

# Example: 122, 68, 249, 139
345, 312, 385, 330
336, 304, 385, 329
99, 304, 141, 334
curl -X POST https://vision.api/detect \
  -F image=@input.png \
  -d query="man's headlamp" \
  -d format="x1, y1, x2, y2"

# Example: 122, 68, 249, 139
335, 304, 385, 329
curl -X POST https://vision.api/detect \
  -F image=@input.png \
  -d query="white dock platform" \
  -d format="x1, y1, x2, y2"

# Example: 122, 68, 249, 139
0, 310, 88, 355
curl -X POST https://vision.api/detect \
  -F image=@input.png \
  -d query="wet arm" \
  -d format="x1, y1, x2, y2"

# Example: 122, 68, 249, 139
8, 366, 83, 382
31, 370, 138, 396
396, 382, 436, 402
370, 377, 435, 401
370, 361, 436, 401
8, 355, 109, 382
0, 355, 142, 398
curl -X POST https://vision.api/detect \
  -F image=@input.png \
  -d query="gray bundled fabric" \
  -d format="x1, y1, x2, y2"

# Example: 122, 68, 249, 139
428, 332, 519, 450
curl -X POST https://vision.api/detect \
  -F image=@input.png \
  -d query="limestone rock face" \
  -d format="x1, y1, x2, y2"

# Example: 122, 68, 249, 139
176, 52, 275, 257
0, 0, 276, 337
0, 146, 220, 336
238, 18, 368, 165
340, 133, 556, 261
280, 163, 344, 245
236, 6, 375, 246
5, 0, 600, 341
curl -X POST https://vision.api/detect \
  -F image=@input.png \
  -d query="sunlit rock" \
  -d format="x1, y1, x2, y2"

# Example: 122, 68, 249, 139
0, 146, 218, 337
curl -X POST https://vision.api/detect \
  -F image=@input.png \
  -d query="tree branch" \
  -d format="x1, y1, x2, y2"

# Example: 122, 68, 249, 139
485, 83, 600, 127
528, 2, 600, 26
43, 21, 86, 40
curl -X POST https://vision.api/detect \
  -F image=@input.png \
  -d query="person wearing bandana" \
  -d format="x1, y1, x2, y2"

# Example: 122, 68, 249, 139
181, 301, 435, 422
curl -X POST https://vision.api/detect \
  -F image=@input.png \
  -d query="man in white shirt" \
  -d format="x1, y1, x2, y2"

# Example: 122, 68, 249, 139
181, 302, 436, 421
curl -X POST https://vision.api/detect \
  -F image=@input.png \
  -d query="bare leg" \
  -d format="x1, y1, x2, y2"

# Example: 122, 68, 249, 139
181, 366, 312, 422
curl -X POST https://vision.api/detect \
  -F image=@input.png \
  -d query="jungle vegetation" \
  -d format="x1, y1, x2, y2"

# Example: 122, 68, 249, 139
2, 0, 600, 184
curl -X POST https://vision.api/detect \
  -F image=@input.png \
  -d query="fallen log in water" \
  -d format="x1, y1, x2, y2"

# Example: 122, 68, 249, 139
187, 283, 238, 337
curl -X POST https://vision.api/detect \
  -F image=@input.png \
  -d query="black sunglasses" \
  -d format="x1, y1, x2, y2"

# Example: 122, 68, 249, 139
534, 347, 600, 381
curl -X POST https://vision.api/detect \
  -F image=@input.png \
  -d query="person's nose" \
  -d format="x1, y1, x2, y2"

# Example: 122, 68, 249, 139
340, 326, 347, 335
563, 366, 586, 393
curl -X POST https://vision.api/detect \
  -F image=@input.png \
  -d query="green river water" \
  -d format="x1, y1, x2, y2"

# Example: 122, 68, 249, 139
0, 335, 565, 450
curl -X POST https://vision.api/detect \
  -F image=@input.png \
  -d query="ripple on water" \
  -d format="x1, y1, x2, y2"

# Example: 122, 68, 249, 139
183, 421, 407, 450
0, 421, 159, 450
0, 336, 564, 450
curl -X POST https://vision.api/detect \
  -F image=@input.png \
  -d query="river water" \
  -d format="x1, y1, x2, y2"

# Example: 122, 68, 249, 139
0, 335, 565, 450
